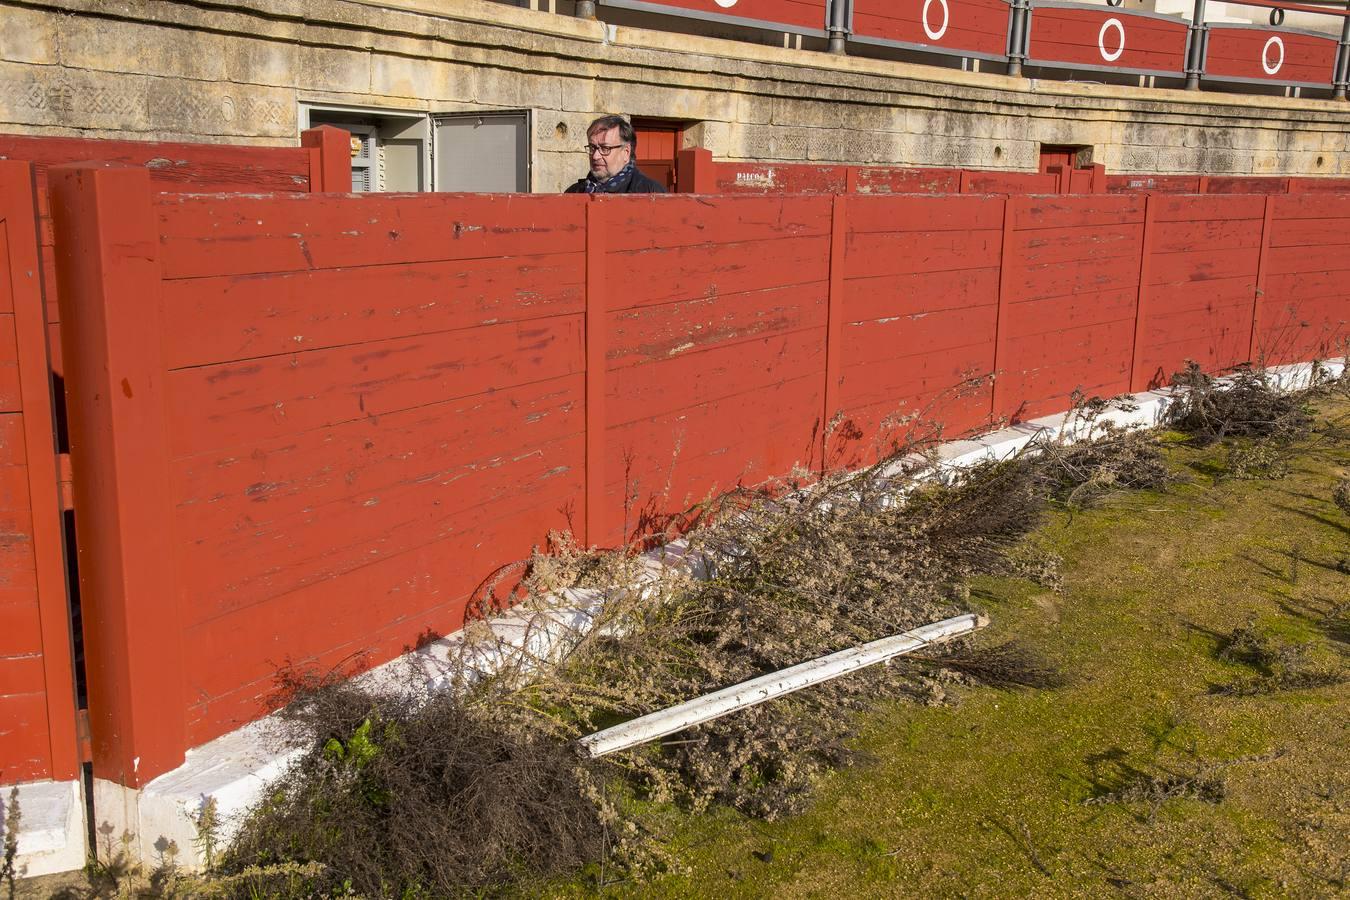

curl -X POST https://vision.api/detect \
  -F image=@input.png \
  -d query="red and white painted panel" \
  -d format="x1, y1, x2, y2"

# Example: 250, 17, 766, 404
1027, 3, 1189, 75
850, 0, 1013, 59
604, 0, 828, 33
1203, 25, 1337, 87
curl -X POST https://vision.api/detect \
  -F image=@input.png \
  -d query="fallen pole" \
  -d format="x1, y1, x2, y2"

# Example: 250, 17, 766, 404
577, 612, 988, 758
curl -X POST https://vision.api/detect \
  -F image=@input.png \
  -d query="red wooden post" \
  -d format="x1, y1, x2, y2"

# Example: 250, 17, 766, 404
844, 167, 860, 194
958, 169, 972, 193
1089, 163, 1107, 194
1127, 193, 1157, 392
0, 160, 80, 782
990, 195, 1019, 419
821, 194, 847, 471
1197, 175, 1210, 194
674, 148, 716, 193
301, 125, 351, 193
47, 165, 184, 787
584, 198, 607, 545
1247, 194, 1276, 364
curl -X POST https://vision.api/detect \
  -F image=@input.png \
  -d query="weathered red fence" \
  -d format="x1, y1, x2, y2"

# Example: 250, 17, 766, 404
46, 168, 1348, 790
0, 130, 349, 790
683, 151, 1104, 195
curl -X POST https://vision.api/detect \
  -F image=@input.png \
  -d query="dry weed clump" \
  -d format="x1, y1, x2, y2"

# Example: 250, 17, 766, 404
1334, 478, 1350, 516
218, 672, 609, 898
221, 396, 1185, 892
1167, 363, 1316, 446
1210, 624, 1347, 696
1083, 751, 1285, 825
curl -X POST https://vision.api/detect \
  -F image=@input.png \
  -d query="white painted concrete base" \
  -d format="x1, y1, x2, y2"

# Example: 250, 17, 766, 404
86, 358, 1345, 872
3, 778, 87, 878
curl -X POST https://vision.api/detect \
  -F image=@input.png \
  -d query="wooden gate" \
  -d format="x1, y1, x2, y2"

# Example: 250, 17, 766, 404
0, 161, 79, 787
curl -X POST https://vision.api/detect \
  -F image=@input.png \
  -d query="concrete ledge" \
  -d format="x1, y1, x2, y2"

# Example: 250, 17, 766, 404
94, 358, 1344, 871
3, 778, 86, 878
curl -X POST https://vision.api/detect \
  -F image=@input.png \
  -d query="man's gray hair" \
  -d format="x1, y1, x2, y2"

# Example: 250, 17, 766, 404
586, 115, 636, 150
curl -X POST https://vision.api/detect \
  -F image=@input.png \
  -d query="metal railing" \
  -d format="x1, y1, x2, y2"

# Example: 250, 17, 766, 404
557, 0, 1350, 98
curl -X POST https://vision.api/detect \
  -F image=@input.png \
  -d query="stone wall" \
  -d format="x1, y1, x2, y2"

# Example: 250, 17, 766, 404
3, 0, 1349, 192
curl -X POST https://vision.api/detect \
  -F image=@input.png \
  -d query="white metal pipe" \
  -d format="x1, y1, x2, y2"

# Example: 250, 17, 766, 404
577, 612, 988, 758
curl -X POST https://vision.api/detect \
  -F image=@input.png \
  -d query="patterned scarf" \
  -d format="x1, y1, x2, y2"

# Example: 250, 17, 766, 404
584, 160, 635, 194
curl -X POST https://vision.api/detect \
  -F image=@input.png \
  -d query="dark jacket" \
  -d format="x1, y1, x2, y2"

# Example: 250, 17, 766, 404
565, 165, 667, 194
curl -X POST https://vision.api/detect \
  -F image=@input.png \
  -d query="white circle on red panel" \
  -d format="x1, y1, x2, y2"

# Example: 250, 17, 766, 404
1262, 36, 1285, 75
1098, 18, 1125, 62
922, 0, 950, 41
714, 0, 737, 7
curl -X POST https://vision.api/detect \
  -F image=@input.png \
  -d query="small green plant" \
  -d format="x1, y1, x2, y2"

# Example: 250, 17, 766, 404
192, 796, 221, 874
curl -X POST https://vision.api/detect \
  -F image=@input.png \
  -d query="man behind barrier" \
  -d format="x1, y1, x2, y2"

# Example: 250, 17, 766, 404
565, 115, 666, 195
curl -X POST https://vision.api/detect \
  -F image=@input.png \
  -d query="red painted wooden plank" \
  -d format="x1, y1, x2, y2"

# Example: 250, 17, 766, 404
1203, 27, 1337, 85
612, 236, 832, 311
843, 267, 1000, 323
851, 0, 1012, 56
1147, 275, 1260, 311
841, 340, 996, 415
1266, 217, 1350, 249
1146, 195, 1268, 226
843, 304, 998, 368
712, 164, 848, 195
0, 133, 313, 193
161, 252, 586, 370
49, 164, 184, 786
156, 193, 587, 279
602, 195, 833, 251
846, 229, 1003, 277
1013, 195, 1145, 229
822, 196, 847, 470
1004, 287, 1139, 341
171, 375, 584, 571
606, 281, 828, 370
1205, 176, 1289, 196
1147, 246, 1262, 286
607, 327, 827, 430
1107, 175, 1202, 194
0, 415, 26, 467
848, 194, 1005, 234
1263, 243, 1350, 277
585, 200, 607, 549
0, 315, 19, 414
1270, 192, 1350, 220
628, 0, 826, 30
600, 376, 824, 543
1150, 217, 1263, 254
963, 172, 1059, 194
1009, 255, 1142, 303
0, 692, 50, 782
165, 316, 585, 459
854, 167, 962, 194
0, 590, 44, 655
1027, 8, 1188, 73
178, 429, 585, 623
1012, 224, 1144, 265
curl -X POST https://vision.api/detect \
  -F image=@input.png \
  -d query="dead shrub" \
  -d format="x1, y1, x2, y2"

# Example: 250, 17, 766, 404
218, 672, 609, 898
1167, 362, 1315, 446
1334, 478, 1350, 516
1211, 624, 1347, 696
1084, 750, 1285, 824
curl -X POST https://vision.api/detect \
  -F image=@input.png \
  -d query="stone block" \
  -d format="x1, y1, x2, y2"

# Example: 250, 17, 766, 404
296, 45, 370, 97
0, 5, 58, 65
223, 38, 298, 89
58, 14, 229, 82
0, 62, 152, 132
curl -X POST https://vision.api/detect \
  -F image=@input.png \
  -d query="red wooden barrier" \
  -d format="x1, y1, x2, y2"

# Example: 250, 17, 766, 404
0, 131, 349, 789
1026, 4, 1190, 75
46, 175, 1350, 786
603, 0, 828, 33
0, 162, 78, 786
850, 0, 1012, 59
1203, 25, 1339, 87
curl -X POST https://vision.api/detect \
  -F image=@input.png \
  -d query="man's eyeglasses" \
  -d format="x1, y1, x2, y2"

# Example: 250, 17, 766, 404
585, 143, 628, 157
